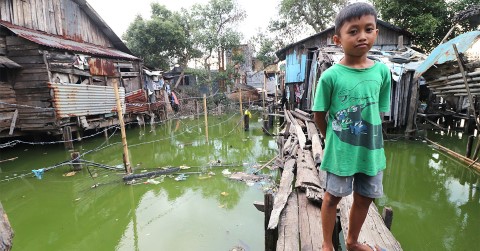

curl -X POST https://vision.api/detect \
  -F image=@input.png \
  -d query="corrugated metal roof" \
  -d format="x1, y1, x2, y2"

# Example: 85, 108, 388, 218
0, 21, 138, 60
414, 31, 480, 79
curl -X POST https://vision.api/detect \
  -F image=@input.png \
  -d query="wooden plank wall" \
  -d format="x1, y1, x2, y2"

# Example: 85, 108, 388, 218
0, 0, 113, 48
6, 36, 56, 131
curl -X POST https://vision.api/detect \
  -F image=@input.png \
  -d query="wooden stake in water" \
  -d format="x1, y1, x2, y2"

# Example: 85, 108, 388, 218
113, 79, 132, 174
239, 88, 243, 127
203, 94, 209, 143
263, 72, 266, 110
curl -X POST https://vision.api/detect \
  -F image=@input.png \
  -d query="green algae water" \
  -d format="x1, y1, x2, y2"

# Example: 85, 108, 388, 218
2, 113, 480, 250
380, 130, 480, 250
0, 113, 277, 251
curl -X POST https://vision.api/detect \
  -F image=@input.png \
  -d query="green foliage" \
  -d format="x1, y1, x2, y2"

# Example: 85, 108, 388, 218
122, 4, 200, 70
190, 0, 246, 62
372, 0, 480, 52
278, 0, 348, 32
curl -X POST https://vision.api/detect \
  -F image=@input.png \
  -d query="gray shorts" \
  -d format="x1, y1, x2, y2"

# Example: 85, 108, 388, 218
325, 171, 384, 198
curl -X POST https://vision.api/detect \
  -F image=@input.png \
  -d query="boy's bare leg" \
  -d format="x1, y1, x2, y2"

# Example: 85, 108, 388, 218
321, 192, 342, 251
346, 192, 374, 251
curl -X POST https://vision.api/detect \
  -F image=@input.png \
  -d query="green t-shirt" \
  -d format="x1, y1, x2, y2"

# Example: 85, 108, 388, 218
312, 61, 391, 176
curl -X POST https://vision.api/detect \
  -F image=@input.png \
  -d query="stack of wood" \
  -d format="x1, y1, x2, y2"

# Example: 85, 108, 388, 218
0, 202, 13, 251
264, 109, 402, 251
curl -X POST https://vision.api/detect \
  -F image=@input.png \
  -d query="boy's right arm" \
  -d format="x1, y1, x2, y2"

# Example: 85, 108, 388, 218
313, 111, 327, 139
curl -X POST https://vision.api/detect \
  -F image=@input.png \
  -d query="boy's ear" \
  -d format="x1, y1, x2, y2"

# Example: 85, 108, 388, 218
333, 34, 341, 46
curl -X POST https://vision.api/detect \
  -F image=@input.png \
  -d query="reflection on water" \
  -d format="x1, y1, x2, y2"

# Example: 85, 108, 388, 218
382, 131, 480, 250
0, 113, 277, 251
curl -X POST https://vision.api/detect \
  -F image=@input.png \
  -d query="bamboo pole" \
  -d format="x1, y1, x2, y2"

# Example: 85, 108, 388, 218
113, 79, 132, 174
426, 138, 480, 172
203, 94, 209, 143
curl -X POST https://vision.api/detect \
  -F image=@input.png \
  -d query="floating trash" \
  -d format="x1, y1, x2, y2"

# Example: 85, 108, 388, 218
174, 173, 188, 181
221, 191, 229, 196
179, 165, 191, 170
63, 171, 76, 177
144, 179, 160, 185
32, 168, 45, 179
222, 169, 231, 175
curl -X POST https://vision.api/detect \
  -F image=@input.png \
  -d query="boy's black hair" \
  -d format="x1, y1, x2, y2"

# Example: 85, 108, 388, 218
334, 2, 377, 35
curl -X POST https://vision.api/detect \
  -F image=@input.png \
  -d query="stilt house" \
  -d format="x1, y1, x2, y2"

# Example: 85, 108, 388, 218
0, 0, 147, 139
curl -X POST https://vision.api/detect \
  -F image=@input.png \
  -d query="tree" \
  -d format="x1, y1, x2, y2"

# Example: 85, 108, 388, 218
278, 0, 348, 33
122, 4, 200, 70
190, 0, 246, 90
372, 0, 480, 52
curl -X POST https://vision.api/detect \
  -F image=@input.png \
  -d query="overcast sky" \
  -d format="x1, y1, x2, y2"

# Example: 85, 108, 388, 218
88, 0, 281, 42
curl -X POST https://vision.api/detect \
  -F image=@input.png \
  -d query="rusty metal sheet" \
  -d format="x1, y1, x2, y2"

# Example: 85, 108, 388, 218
48, 82, 125, 118
0, 21, 138, 60
88, 58, 117, 76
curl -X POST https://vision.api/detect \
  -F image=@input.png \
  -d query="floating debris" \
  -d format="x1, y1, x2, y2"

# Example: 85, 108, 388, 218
174, 173, 188, 181
63, 171, 76, 177
221, 191, 229, 196
179, 165, 191, 170
222, 169, 231, 175
144, 179, 160, 185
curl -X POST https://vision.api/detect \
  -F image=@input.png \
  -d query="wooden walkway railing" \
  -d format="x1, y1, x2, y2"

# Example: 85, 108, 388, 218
263, 109, 402, 251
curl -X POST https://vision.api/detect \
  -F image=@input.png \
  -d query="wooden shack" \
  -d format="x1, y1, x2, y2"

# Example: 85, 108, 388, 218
0, 0, 149, 139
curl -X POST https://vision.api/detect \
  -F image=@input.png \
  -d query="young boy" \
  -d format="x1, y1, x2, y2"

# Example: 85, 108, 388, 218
312, 3, 391, 251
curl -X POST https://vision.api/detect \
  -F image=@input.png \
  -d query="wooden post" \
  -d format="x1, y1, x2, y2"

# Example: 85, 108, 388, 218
63, 126, 74, 150
466, 135, 475, 159
203, 94, 209, 143
104, 128, 109, 141
195, 100, 199, 117
0, 202, 13, 251
70, 152, 82, 171
263, 72, 266, 111
382, 207, 394, 230
453, 44, 480, 132
239, 88, 243, 127
264, 193, 277, 251
244, 113, 250, 131
113, 79, 132, 174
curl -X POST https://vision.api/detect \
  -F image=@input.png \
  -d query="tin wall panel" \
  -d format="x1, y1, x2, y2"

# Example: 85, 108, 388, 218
48, 82, 125, 118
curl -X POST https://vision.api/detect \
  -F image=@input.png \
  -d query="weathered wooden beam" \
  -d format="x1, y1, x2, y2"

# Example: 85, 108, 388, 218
295, 149, 321, 191
286, 110, 306, 149
276, 192, 299, 251
298, 191, 323, 250
306, 122, 323, 164
339, 194, 402, 250
0, 202, 13, 251
268, 158, 296, 229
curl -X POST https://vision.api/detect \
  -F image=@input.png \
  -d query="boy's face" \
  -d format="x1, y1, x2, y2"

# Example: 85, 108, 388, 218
333, 15, 378, 58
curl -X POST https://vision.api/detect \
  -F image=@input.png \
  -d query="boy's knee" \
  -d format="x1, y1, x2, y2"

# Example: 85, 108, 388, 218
323, 192, 342, 208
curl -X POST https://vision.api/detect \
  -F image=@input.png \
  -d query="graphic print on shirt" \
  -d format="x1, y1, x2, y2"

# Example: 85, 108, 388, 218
332, 80, 384, 150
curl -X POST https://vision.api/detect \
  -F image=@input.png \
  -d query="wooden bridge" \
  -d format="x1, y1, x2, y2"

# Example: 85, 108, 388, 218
259, 109, 402, 251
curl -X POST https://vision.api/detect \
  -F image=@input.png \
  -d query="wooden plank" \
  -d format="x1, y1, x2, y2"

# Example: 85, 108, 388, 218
268, 158, 296, 229
0, 202, 13, 251
295, 149, 321, 190
286, 110, 306, 149
298, 191, 323, 251
8, 109, 18, 135
307, 121, 324, 164
7, 55, 44, 64
276, 192, 300, 251
339, 194, 402, 250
